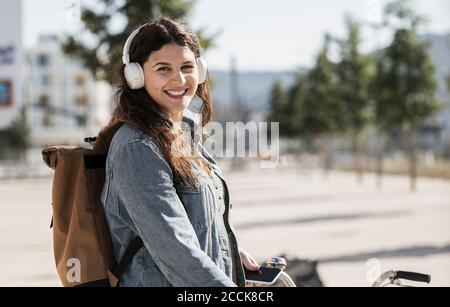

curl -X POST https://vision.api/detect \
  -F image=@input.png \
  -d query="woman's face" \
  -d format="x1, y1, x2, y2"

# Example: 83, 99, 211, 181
143, 43, 199, 123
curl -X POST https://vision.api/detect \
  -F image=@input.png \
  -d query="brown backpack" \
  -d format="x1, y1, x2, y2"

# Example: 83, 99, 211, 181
42, 120, 142, 287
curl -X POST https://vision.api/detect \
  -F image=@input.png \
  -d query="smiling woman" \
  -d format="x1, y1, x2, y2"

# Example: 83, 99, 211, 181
99, 17, 260, 287
114, 17, 211, 184
142, 43, 200, 122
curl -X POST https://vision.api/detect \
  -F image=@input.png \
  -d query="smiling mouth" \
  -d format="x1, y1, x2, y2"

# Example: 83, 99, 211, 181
164, 89, 188, 98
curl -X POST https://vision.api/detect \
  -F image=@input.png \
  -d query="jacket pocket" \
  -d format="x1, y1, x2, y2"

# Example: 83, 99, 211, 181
178, 181, 216, 231
175, 177, 203, 193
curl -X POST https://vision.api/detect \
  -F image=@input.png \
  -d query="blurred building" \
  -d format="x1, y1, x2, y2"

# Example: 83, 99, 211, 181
25, 35, 112, 147
0, 0, 23, 129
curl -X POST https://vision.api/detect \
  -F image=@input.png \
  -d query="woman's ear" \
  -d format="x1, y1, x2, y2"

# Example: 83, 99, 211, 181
196, 57, 208, 84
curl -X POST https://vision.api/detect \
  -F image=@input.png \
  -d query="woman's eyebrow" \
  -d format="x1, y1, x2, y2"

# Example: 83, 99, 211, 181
152, 60, 194, 67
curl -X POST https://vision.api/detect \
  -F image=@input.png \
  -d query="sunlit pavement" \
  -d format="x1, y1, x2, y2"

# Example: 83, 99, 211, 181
1, 165, 449, 287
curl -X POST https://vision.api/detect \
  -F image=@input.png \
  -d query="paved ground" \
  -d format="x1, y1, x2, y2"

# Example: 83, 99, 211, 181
1, 164, 449, 287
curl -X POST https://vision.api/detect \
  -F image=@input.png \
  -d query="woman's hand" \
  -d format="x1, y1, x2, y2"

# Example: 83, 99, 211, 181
239, 247, 260, 287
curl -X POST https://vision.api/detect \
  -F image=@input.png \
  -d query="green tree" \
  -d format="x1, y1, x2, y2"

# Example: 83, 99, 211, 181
335, 16, 373, 182
285, 76, 307, 138
267, 74, 310, 139
299, 39, 345, 173
268, 80, 291, 136
62, 0, 215, 82
376, 0, 440, 191
0, 108, 31, 159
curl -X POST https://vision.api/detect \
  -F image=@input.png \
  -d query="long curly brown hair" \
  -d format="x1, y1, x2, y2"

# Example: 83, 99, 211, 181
108, 17, 213, 184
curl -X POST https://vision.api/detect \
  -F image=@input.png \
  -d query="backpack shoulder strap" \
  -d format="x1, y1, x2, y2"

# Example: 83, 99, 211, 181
109, 236, 143, 287
93, 120, 124, 155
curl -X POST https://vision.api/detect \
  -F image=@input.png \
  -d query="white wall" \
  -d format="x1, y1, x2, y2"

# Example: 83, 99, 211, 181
26, 35, 113, 146
0, 0, 23, 129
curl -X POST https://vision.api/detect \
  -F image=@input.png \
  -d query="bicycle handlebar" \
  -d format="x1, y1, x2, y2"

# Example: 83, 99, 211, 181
372, 270, 431, 287
395, 271, 431, 284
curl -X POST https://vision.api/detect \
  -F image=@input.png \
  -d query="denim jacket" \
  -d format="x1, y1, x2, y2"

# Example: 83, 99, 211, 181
100, 122, 246, 287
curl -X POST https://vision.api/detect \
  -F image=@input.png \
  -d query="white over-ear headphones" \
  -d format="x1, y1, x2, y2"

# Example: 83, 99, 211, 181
122, 24, 208, 90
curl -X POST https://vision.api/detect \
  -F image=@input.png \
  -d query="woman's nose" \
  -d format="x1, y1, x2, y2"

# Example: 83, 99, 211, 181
170, 70, 186, 85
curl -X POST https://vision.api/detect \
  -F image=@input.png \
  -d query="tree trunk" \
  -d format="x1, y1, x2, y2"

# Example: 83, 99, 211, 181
407, 128, 418, 192
325, 135, 332, 175
376, 131, 384, 189
352, 132, 363, 183
319, 135, 331, 178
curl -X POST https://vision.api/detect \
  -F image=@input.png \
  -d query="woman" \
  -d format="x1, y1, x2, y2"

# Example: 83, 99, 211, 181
101, 17, 259, 287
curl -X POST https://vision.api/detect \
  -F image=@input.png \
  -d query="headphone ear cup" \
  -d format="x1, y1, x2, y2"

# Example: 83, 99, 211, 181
197, 57, 208, 84
124, 62, 145, 89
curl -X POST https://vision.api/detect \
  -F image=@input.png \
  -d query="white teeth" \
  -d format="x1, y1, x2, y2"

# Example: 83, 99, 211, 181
166, 89, 186, 96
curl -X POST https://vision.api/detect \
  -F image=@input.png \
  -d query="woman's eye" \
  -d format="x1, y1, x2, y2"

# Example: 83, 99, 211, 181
158, 66, 193, 72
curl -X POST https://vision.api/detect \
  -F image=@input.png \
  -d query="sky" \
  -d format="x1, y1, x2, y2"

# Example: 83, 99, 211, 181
23, 0, 450, 71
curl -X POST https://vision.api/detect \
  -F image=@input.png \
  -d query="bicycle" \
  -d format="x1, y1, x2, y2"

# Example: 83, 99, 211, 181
252, 256, 431, 287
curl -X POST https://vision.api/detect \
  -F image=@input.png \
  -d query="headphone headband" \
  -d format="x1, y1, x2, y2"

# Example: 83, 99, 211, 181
122, 25, 145, 64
